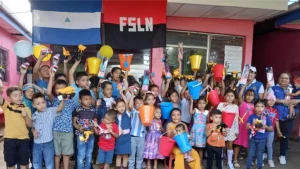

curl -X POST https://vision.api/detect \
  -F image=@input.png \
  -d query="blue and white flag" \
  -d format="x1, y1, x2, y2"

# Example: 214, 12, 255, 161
31, 0, 102, 45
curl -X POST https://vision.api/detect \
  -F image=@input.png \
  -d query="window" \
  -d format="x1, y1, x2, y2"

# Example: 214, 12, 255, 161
166, 30, 244, 76
0, 48, 8, 82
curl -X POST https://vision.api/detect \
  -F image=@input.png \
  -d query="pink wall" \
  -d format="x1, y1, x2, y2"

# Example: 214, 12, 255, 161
0, 26, 21, 98
151, 17, 255, 86
252, 29, 300, 82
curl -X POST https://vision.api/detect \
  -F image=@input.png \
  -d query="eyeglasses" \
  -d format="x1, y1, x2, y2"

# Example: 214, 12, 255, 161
279, 77, 289, 80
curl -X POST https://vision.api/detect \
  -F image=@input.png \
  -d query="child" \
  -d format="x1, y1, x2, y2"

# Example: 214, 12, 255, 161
148, 84, 162, 106
72, 89, 97, 169
167, 89, 181, 109
233, 87, 255, 168
143, 107, 164, 169
144, 92, 156, 106
175, 124, 194, 162
128, 92, 147, 169
166, 108, 200, 169
110, 67, 122, 99
68, 59, 97, 106
189, 96, 208, 166
97, 80, 115, 122
31, 93, 64, 169
95, 109, 119, 169
114, 90, 131, 169
0, 86, 32, 169
180, 86, 192, 126
246, 99, 273, 169
264, 93, 281, 167
47, 70, 77, 169
206, 109, 227, 169
217, 89, 239, 169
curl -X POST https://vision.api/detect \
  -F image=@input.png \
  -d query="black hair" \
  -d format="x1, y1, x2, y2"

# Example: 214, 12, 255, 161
167, 89, 179, 98
106, 109, 117, 119
79, 89, 91, 99
196, 96, 206, 104
75, 72, 89, 81
144, 92, 155, 102
89, 76, 100, 87
129, 81, 140, 88
113, 98, 126, 108
254, 99, 266, 106
170, 108, 181, 116
224, 89, 236, 98
54, 79, 68, 87
54, 73, 67, 81
32, 93, 46, 102
210, 109, 222, 116
149, 84, 159, 91
101, 81, 113, 89
89, 84, 97, 89
111, 67, 121, 74
175, 123, 186, 131
134, 95, 143, 102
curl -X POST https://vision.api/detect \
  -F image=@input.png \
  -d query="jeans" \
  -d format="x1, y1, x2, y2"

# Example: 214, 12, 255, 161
128, 136, 145, 169
266, 131, 274, 160
33, 140, 54, 169
279, 120, 294, 156
246, 138, 265, 169
77, 135, 95, 169
207, 145, 223, 169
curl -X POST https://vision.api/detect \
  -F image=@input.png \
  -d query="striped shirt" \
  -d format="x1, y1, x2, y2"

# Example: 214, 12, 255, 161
130, 109, 146, 137
32, 107, 58, 144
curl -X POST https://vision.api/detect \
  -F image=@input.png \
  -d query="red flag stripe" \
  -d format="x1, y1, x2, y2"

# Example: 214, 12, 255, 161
103, 0, 167, 25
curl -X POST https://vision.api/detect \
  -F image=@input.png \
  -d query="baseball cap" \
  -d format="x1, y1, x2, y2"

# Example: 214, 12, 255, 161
39, 65, 50, 70
266, 93, 276, 101
250, 66, 257, 73
23, 85, 37, 93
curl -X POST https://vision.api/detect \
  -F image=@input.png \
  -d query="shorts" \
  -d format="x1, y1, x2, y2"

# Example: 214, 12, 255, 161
97, 148, 114, 164
53, 131, 74, 155
4, 138, 30, 167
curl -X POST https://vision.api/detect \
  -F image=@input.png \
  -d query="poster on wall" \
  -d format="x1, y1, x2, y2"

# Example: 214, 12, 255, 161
224, 45, 243, 73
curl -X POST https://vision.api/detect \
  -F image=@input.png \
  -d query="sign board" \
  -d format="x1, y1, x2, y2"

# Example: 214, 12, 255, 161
224, 45, 243, 73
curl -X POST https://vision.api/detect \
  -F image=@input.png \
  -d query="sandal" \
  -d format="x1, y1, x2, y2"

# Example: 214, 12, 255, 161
233, 161, 240, 168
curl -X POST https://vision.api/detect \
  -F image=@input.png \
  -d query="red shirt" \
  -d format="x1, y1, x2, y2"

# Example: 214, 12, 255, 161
265, 107, 279, 127
98, 122, 119, 151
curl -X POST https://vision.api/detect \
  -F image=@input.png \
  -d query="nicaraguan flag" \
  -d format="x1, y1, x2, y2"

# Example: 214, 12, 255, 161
31, 0, 102, 45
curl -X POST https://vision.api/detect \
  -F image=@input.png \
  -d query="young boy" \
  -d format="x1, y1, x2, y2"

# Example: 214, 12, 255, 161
73, 89, 97, 169
128, 94, 146, 169
206, 109, 227, 169
47, 69, 77, 169
68, 59, 96, 107
33, 53, 50, 89
95, 109, 119, 169
0, 86, 32, 169
31, 93, 64, 169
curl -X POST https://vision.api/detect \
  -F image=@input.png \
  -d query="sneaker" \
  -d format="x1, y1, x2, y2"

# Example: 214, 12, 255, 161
263, 153, 267, 160
279, 156, 286, 164
228, 163, 235, 169
268, 160, 275, 167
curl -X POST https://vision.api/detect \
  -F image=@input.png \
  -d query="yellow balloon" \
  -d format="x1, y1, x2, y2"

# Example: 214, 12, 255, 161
99, 45, 113, 58
33, 45, 52, 61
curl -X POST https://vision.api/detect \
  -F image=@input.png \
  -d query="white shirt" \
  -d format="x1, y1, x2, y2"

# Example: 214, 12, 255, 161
104, 97, 114, 109
180, 98, 192, 123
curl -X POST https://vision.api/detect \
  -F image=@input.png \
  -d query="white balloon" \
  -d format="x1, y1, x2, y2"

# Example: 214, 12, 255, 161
14, 40, 32, 58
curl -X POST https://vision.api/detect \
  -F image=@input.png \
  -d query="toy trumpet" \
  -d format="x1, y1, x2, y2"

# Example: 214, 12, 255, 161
74, 44, 86, 61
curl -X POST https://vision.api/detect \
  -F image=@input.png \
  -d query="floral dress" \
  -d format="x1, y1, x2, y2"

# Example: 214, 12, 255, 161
217, 103, 239, 141
190, 109, 208, 147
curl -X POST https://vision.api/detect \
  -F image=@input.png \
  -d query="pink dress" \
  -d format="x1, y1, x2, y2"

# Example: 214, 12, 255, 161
234, 101, 254, 148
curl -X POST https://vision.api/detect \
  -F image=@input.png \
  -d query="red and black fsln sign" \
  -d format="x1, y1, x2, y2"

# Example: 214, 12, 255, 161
103, 0, 167, 50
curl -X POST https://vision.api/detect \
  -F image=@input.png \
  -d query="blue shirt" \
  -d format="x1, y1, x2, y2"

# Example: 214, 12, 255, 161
23, 97, 36, 115
52, 98, 77, 133
247, 114, 272, 140
32, 107, 58, 144
111, 81, 120, 99
130, 109, 146, 137
72, 106, 97, 135
36, 78, 48, 90
71, 82, 96, 107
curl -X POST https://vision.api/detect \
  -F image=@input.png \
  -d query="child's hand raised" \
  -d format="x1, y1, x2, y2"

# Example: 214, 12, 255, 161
49, 69, 55, 78
20, 66, 28, 75
64, 55, 72, 64
96, 99, 101, 107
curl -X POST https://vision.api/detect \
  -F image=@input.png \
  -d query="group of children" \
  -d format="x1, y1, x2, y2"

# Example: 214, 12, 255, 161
0, 51, 299, 169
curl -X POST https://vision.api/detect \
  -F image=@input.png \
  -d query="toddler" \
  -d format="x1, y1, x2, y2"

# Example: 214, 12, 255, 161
175, 124, 194, 162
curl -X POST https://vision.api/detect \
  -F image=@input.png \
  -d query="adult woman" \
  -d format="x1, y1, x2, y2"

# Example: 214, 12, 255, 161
166, 108, 201, 169
268, 72, 300, 164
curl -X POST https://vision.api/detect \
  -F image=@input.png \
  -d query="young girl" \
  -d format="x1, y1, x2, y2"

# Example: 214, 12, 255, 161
114, 90, 131, 169
189, 96, 209, 166
110, 67, 122, 99
217, 89, 239, 169
167, 89, 181, 109
143, 107, 164, 169
233, 87, 255, 168
246, 100, 273, 169
144, 92, 156, 106
166, 108, 201, 169
97, 80, 115, 121
264, 93, 281, 167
